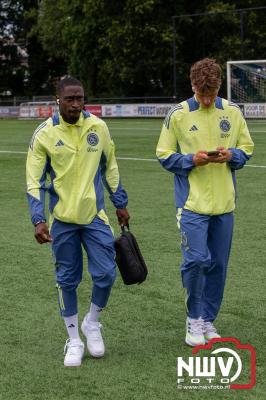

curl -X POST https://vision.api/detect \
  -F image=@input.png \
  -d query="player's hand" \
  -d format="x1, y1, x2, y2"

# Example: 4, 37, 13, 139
116, 208, 130, 227
207, 147, 232, 163
193, 150, 209, 166
34, 222, 52, 244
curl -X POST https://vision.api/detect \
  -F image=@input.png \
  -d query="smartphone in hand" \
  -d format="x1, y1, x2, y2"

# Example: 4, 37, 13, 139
207, 151, 220, 156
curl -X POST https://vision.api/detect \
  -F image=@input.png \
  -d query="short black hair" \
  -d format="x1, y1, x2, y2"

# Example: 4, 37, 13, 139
56, 76, 83, 96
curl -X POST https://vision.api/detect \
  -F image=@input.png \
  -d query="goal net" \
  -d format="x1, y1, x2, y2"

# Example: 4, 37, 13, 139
227, 60, 266, 103
19, 101, 57, 119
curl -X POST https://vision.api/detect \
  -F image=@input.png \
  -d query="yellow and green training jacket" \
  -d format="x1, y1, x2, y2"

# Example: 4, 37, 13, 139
156, 96, 254, 215
26, 111, 128, 225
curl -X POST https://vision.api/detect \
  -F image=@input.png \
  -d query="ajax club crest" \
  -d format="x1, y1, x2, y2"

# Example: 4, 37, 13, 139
87, 132, 99, 146
219, 118, 231, 132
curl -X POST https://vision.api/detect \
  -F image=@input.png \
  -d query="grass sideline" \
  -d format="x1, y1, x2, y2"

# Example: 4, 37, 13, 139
0, 118, 265, 400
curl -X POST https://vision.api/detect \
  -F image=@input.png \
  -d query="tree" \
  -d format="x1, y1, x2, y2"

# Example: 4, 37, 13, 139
0, 0, 26, 95
23, 2, 66, 96
0, 0, 66, 96
38, 0, 182, 97
1, 0, 266, 98
174, 1, 266, 99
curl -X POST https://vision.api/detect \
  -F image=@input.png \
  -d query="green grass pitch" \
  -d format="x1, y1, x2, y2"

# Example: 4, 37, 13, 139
0, 118, 265, 399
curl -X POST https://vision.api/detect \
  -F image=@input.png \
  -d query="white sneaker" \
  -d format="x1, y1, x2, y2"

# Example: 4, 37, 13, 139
185, 317, 205, 347
81, 317, 105, 358
203, 321, 221, 342
64, 338, 84, 367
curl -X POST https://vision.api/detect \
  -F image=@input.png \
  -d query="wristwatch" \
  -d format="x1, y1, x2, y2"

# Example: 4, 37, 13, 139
34, 220, 46, 226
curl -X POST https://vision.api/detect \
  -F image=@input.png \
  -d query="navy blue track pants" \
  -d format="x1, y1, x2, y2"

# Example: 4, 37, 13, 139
179, 209, 234, 322
51, 216, 116, 317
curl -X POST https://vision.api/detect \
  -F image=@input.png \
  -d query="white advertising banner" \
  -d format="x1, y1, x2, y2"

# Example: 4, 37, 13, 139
244, 103, 266, 118
102, 104, 137, 117
0, 107, 19, 118
19, 103, 176, 119
136, 104, 175, 117
102, 103, 176, 118
11, 102, 266, 120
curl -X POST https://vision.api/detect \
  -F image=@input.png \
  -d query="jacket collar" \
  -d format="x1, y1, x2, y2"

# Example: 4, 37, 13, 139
59, 112, 84, 127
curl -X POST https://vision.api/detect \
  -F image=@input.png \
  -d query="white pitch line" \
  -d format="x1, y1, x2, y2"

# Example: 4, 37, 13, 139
117, 156, 156, 162
0, 150, 265, 168
244, 164, 266, 168
112, 127, 156, 131
0, 150, 27, 154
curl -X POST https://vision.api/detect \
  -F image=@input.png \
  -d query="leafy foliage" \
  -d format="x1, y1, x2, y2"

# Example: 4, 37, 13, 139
1, 0, 266, 98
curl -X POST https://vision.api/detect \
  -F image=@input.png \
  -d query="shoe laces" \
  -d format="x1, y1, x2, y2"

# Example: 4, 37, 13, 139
64, 338, 83, 355
204, 321, 217, 334
87, 322, 103, 341
188, 318, 204, 335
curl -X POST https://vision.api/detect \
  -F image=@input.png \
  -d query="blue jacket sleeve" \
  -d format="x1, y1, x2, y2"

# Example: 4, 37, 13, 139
156, 111, 195, 176
228, 115, 254, 170
26, 135, 48, 225
157, 153, 195, 175
228, 148, 251, 170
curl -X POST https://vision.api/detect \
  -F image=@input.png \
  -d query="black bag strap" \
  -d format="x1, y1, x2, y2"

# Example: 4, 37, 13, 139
121, 224, 130, 232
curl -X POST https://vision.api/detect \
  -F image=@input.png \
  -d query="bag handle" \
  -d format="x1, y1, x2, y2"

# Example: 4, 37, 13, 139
121, 224, 130, 232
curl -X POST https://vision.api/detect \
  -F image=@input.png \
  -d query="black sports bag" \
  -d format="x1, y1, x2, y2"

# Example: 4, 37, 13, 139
114, 226, 148, 285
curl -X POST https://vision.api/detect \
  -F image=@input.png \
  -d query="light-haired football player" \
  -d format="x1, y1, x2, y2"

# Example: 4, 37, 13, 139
26, 76, 130, 366
156, 58, 254, 346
